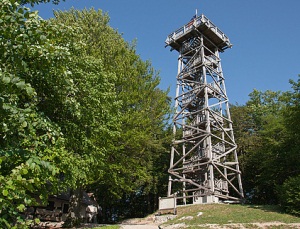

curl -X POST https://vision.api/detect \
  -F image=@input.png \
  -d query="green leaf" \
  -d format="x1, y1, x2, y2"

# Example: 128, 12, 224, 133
34, 218, 40, 224
26, 86, 35, 95
21, 168, 28, 175
22, 121, 27, 128
2, 76, 10, 84
17, 204, 25, 212
40, 35, 47, 41
16, 81, 26, 89
2, 190, 8, 196
24, 197, 32, 205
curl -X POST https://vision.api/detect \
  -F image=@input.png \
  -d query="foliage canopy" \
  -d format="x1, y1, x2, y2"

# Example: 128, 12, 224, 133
231, 76, 300, 209
0, 1, 171, 227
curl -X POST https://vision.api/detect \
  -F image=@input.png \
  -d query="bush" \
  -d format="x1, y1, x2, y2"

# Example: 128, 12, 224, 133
278, 175, 300, 216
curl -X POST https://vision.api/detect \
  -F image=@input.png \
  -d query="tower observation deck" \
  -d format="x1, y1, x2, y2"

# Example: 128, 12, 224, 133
166, 14, 244, 204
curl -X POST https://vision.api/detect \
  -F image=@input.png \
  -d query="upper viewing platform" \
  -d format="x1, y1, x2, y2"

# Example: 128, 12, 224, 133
165, 14, 232, 52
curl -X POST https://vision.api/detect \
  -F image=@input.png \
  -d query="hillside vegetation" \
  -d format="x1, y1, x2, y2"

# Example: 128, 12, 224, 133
160, 204, 300, 228
1, 0, 300, 228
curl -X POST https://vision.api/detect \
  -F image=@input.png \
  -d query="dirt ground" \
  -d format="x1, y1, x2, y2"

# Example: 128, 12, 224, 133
36, 215, 300, 229
120, 225, 159, 229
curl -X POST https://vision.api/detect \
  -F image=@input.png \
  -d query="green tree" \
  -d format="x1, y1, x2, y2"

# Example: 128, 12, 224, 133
277, 76, 300, 214
0, 0, 76, 227
1, 1, 120, 227
278, 175, 300, 216
52, 8, 171, 221
1, 2, 171, 226
281, 77, 300, 178
237, 90, 289, 203
20, 0, 64, 6
231, 78, 300, 206
59, 55, 120, 227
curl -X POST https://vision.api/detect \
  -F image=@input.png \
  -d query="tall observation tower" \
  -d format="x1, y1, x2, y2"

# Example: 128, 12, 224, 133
166, 14, 244, 204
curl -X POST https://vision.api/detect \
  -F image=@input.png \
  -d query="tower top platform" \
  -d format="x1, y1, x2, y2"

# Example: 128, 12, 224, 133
165, 14, 232, 52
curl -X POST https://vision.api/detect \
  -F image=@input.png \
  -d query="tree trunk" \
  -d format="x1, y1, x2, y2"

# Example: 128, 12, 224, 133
147, 193, 151, 214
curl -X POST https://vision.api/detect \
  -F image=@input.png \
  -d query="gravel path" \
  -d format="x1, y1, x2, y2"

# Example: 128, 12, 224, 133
120, 225, 159, 229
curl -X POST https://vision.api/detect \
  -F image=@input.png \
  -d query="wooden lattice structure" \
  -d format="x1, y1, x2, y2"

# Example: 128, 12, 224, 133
166, 14, 244, 204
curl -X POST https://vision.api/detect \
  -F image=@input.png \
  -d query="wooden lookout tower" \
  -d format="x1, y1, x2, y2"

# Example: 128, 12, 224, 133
166, 14, 244, 204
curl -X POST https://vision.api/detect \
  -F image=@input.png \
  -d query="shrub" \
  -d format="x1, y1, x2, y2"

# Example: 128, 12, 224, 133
278, 175, 300, 216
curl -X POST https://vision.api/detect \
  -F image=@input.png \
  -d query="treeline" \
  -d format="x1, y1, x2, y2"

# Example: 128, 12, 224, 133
0, 0, 299, 228
231, 79, 300, 215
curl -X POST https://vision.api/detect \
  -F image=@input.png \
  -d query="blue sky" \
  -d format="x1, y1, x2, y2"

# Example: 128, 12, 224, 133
31, 0, 300, 105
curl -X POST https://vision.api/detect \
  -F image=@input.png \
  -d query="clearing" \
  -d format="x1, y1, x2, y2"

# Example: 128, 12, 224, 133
158, 204, 300, 228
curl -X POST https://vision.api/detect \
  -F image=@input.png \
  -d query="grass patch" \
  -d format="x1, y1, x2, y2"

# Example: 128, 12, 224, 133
162, 204, 300, 227
102, 227, 120, 229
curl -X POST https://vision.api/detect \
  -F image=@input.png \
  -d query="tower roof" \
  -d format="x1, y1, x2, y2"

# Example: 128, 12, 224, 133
165, 14, 232, 52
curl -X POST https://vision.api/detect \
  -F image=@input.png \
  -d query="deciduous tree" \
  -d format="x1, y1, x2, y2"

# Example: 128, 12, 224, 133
1, 1, 120, 227
52, 8, 171, 221
231, 78, 300, 206
0, 0, 76, 227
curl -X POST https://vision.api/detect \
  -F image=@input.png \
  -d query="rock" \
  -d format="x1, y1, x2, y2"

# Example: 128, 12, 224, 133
160, 223, 186, 229
197, 212, 203, 217
178, 216, 193, 221
154, 214, 177, 223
